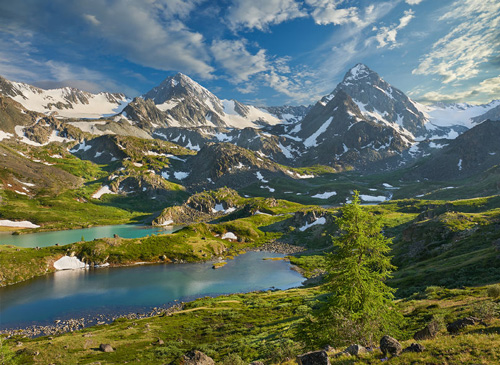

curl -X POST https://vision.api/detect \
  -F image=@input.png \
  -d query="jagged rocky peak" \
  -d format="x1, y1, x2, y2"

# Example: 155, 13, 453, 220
323, 63, 427, 136
142, 72, 223, 113
343, 63, 374, 83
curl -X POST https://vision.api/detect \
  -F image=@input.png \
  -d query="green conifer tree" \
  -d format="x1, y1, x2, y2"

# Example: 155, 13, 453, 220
300, 191, 402, 347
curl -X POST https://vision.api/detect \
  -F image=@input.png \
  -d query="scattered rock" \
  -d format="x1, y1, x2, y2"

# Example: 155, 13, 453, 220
324, 345, 336, 353
380, 335, 402, 357
175, 350, 214, 365
249, 362, 265, 365
414, 321, 440, 340
99, 344, 114, 353
296, 350, 330, 365
345, 344, 368, 356
403, 343, 425, 353
447, 316, 480, 334
334, 351, 351, 358
153, 338, 164, 345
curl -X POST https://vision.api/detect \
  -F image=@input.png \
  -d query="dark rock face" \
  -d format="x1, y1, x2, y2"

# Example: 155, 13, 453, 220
403, 343, 425, 353
404, 120, 500, 181
331, 63, 427, 136
414, 321, 440, 340
99, 343, 114, 352
122, 97, 169, 130
380, 335, 402, 357
447, 316, 480, 334
175, 350, 215, 365
296, 350, 330, 365
296, 90, 412, 170
472, 104, 500, 124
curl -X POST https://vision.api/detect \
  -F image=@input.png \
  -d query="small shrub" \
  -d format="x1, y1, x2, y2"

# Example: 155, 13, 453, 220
425, 286, 444, 299
219, 353, 246, 365
487, 284, 500, 299
472, 301, 499, 321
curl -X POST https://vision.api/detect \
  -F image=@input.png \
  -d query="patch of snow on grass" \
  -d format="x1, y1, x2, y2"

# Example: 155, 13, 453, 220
360, 194, 387, 202
0, 219, 40, 228
174, 171, 189, 180
222, 232, 238, 240
260, 185, 275, 192
458, 159, 462, 171
299, 217, 326, 232
54, 256, 87, 270
92, 185, 116, 199
256, 172, 268, 183
70, 140, 92, 153
311, 191, 337, 199
0, 131, 13, 141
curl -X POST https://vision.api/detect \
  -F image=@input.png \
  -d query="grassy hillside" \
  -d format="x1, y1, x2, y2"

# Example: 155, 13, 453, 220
3, 284, 500, 364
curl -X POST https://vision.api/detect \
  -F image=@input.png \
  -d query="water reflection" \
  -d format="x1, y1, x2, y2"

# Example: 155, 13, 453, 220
0, 252, 304, 328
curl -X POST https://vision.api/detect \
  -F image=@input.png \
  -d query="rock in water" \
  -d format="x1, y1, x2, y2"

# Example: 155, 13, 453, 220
296, 350, 330, 365
99, 343, 114, 352
380, 335, 402, 357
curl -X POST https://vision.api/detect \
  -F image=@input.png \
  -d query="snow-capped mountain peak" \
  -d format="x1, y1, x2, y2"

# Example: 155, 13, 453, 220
343, 63, 373, 83
0, 75, 129, 119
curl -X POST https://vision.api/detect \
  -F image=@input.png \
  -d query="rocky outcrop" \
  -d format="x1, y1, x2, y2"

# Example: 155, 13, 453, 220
173, 350, 215, 365
345, 344, 369, 356
447, 316, 481, 334
99, 343, 114, 352
296, 350, 330, 365
414, 320, 440, 340
380, 335, 402, 357
402, 343, 425, 353
153, 188, 241, 226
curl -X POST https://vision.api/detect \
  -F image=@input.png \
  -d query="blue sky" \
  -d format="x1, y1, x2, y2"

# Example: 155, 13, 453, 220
0, 0, 498, 106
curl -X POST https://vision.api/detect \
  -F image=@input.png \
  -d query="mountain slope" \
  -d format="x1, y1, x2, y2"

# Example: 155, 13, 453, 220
0, 76, 129, 119
327, 63, 427, 136
404, 119, 500, 181
293, 90, 413, 169
132, 73, 282, 129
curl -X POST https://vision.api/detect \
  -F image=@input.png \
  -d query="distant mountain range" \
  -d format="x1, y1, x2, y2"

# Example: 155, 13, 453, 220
1, 63, 499, 192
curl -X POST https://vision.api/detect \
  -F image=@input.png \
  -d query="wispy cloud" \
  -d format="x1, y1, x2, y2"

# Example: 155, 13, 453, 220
226, 0, 306, 31
405, 0, 424, 5
412, 0, 500, 84
306, 0, 361, 26
372, 9, 414, 49
210, 39, 268, 82
416, 75, 500, 104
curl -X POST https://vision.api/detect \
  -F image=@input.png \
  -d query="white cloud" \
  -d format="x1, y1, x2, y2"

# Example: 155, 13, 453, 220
413, 0, 500, 84
83, 14, 100, 26
227, 0, 306, 31
306, 0, 361, 26
79, 1, 215, 79
416, 76, 500, 104
373, 10, 414, 49
262, 70, 310, 102
210, 39, 268, 82
405, 0, 424, 4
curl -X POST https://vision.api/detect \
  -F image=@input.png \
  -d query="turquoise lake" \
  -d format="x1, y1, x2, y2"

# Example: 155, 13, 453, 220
0, 224, 180, 248
0, 251, 304, 329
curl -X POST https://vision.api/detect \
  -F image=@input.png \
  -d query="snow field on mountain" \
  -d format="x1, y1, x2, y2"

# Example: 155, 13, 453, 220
10, 81, 129, 119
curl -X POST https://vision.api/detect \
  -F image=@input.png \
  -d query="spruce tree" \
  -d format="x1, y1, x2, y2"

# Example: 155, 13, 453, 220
301, 191, 401, 347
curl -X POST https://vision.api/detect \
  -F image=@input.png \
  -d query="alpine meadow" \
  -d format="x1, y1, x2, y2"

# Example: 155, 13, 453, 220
1, 0, 500, 364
